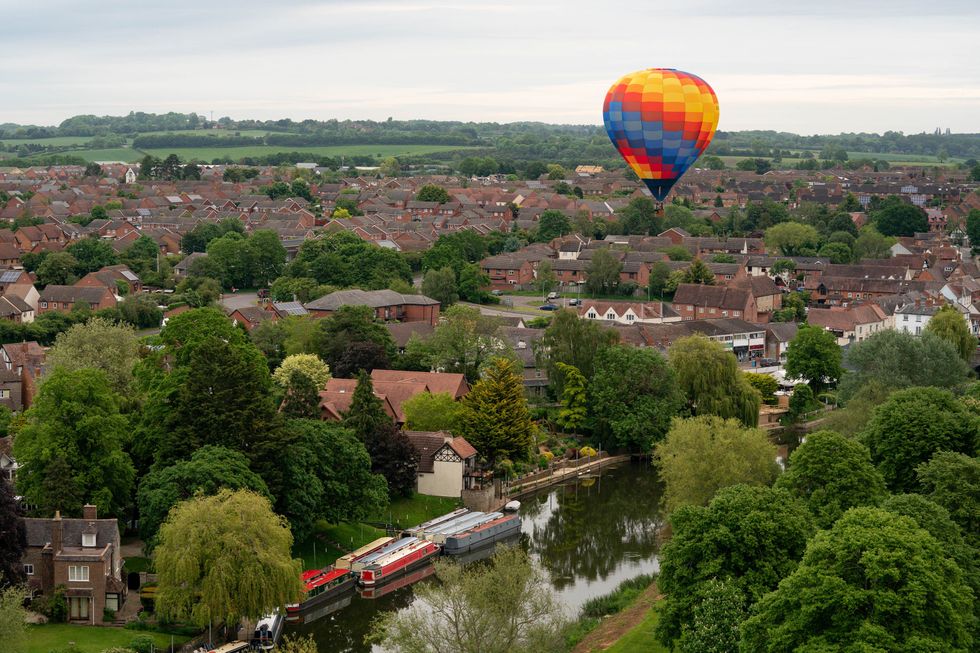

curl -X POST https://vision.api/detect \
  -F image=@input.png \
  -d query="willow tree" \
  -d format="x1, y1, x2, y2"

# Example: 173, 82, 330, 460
925, 305, 977, 361
155, 489, 303, 628
668, 336, 762, 427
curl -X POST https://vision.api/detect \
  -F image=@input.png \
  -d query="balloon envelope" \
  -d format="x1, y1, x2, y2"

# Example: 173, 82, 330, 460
603, 68, 719, 201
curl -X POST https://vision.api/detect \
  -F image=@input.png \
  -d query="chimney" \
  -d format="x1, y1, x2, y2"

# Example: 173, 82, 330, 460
51, 510, 63, 553
82, 504, 97, 520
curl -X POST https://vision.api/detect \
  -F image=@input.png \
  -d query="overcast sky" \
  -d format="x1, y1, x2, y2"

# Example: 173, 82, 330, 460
2, 0, 977, 134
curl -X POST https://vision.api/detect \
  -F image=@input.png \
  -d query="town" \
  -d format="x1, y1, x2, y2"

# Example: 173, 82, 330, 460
0, 134, 977, 653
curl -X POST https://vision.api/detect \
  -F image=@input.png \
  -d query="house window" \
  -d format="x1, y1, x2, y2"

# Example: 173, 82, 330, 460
40, 302, 47, 309
105, 593, 120, 612
24, 564, 33, 576
626, 314, 635, 322
0, 389, 7, 399
68, 565, 89, 582
82, 533, 96, 548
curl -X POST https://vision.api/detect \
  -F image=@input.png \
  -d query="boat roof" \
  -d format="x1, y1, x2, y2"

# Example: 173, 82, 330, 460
368, 538, 434, 567
357, 537, 417, 565
306, 568, 350, 590
428, 511, 502, 536
413, 508, 469, 531
301, 569, 323, 582
338, 537, 393, 562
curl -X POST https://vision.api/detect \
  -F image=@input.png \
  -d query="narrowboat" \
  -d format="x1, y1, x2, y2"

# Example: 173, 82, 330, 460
358, 562, 436, 599
334, 536, 393, 572
251, 611, 283, 650
443, 512, 521, 555
357, 537, 441, 587
284, 568, 356, 621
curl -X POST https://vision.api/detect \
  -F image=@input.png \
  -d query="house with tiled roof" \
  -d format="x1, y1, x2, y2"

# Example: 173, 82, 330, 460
807, 304, 889, 346
38, 285, 116, 314
403, 431, 479, 497
305, 289, 440, 325
579, 300, 682, 325
672, 283, 761, 322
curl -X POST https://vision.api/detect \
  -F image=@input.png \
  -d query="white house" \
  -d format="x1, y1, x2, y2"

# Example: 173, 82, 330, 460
579, 300, 682, 325
894, 302, 945, 335
404, 431, 479, 498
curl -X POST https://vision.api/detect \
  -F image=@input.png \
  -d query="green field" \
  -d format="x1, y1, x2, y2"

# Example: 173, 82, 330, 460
136, 128, 273, 137
366, 492, 462, 530
140, 143, 477, 162
0, 135, 95, 146
718, 151, 960, 169
26, 623, 190, 653
604, 607, 668, 653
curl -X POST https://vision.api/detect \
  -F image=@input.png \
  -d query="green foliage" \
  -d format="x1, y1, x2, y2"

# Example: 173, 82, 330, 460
402, 392, 466, 433
678, 579, 746, 653
787, 383, 815, 419
13, 368, 134, 517
784, 324, 841, 393
314, 305, 395, 377
585, 248, 622, 294
742, 372, 777, 403
533, 259, 557, 295
155, 489, 303, 627
287, 231, 411, 290
580, 573, 657, 619
925, 305, 977, 360
647, 261, 672, 299
654, 416, 779, 512
136, 446, 271, 548
66, 237, 118, 276
421, 266, 458, 307
966, 209, 980, 252
817, 241, 852, 263
0, 583, 27, 653
740, 508, 975, 652
861, 387, 979, 493
590, 345, 683, 451
656, 484, 814, 647
764, 222, 820, 256
838, 330, 971, 402
775, 430, 887, 528
369, 546, 567, 653
458, 358, 535, 466
277, 419, 388, 541
405, 306, 509, 383
662, 245, 693, 261
128, 634, 155, 653
537, 309, 618, 396
679, 258, 715, 285
536, 210, 571, 241
917, 452, 980, 549
118, 294, 163, 329
272, 353, 331, 389
871, 195, 929, 236
45, 317, 138, 394
415, 184, 451, 203
35, 251, 79, 286
669, 336, 762, 427
618, 197, 662, 235
853, 225, 894, 259
555, 362, 587, 432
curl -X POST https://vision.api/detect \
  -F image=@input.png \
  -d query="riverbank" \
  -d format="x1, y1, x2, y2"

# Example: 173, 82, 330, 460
507, 453, 632, 498
565, 574, 665, 653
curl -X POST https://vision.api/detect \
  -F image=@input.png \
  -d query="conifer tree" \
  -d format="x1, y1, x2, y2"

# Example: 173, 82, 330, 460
458, 358, 535, 467
681, 257, 715, 285
555, 362, 587, 433
343, 371, 389, 441
280, 370, 321, 420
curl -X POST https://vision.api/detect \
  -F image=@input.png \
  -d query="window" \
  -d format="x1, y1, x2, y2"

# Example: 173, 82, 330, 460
0, 389, 7, 399
105, 593, 120, 612
82, 533, 96, 547
68, 565, 89, 582
23, 564, 33, 576
626, 314, 635, 322
40, 302, 47, 309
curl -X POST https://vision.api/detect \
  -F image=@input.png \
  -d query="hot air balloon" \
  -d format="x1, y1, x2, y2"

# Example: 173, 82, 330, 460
603, 68, 719, 203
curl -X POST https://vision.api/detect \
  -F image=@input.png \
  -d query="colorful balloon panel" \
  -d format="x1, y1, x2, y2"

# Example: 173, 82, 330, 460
603, 68, 719, 201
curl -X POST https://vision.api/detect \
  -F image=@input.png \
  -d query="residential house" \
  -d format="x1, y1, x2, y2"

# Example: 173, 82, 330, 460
765, 322, 799, 362
480, 254, 535, 290
579, 300, 682, 325
38, 286, 117, 314
0, 295, 34, 323
894, 301, 948, 336
671, 284, 761, 322
305, 289, 440, 326
639, 318, 768, 362
403, 431, 479, 498
807, 304, 889, 346
75, 265, 142, 295
320, 370, 469, 424
228, 306, 275, 331
22, 505, 126, 623
0, 436, 17, 481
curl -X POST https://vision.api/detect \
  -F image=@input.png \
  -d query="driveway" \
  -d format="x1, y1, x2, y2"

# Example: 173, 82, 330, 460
219, 291, 260, 311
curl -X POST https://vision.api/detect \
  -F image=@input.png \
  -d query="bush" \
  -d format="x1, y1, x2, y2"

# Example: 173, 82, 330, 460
103, 608, 116, 622
129, 635, 156, 653
789, 383, 815, 419
581, 573, 656, 618
579, 446, 598, 458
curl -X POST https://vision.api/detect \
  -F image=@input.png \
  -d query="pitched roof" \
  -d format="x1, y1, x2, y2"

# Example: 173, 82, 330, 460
672, 284, 752, 310
305, 289, 438, 311
370, 369, 469, 398
39, 285, 111, 304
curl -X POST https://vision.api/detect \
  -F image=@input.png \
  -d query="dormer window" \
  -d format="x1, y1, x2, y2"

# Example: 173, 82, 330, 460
82, 533, 96, 548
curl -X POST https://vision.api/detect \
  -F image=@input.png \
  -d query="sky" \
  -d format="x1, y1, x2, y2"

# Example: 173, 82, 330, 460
2, 0, 978, 134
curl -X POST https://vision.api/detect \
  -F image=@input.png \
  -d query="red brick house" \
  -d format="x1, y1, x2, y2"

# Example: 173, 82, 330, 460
38, 286, 117, 314
320, 370, 469, 424
75, 265, 142, 295
671, 283, 761, 322
305, 289, 440, 326
22, 505, 126, 623
480, 254, 535, 290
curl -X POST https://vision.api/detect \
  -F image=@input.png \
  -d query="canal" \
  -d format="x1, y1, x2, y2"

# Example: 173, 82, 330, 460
288, 461, 663, 652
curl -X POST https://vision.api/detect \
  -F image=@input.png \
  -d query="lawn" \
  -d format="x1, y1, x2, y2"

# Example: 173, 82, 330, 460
293, 522, 386, 570
139, 144, 478, 163
367, 492, 462, 530
123, 556, 152, 574
717, 152, 961, 169
603, 607, 668, 653
25, 623, 190, 653
71, 148, 140, 162
0, 135, 95, 146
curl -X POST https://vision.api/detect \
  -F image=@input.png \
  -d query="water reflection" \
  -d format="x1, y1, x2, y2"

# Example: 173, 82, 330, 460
289, 461, 663, 652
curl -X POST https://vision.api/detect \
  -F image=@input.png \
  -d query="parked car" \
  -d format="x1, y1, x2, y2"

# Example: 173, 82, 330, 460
491, 289, 503, 296
568, 298, 580, 306
547, 292, 560, 300
539, 303, 560, 311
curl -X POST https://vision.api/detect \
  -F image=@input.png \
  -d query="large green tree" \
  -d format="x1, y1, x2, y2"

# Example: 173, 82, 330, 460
775, 430, 887, 528
917, 452, 980, 549
66, 237, 119, 275
740, 508, 974, 652
155, 489, 303, 628
861, 387, 979, 493
555, 362, 587, 433
45, 317, 139, 394
784, 324, 842, 394
656, 484, 814, 647
314, 305, 395, 378
668, 336, 762, 427
872, 196, 929, 236
0, 584, 28, 653
590, 345, 683, 450
763, 222, 820, 256
369, 547, 566, 653
421, 266, 458, 308
136, 446, 271, 549
536, 210, 571, 241
585, 248, 622, 295
13, 368, 134, 517
405, 306, 508, 383
838, 330, 971, 402
457, 358, 535, 467
401, 392, 466, 433
277, 420, 388, 541
654, 416, 780, 513
0, 479, 26, 586
925, 305, 977, 361
536, 309, 618, 396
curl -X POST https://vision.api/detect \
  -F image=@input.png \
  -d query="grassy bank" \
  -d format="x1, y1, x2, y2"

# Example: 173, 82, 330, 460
566, 573, 661, 651
26, 624, 189, 653
367, 492, 462, 530
604, 607, 667, 653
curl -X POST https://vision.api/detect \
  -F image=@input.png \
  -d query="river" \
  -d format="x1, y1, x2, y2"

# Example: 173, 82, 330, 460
287, 461, 664, 652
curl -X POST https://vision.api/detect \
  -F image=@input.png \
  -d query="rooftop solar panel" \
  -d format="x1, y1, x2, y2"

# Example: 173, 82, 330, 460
0, 271, 21, 283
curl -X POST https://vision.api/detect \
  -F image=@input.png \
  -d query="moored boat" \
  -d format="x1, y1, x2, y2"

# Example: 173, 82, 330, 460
285, 568, 356, 621
251, 611, 283, 650
358, 562, 436, 599
334, 536, 393, 571
443, 513, 522, 555
357, 537, 441, 587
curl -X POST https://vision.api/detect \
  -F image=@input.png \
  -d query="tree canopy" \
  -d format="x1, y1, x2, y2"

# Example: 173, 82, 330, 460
916, 452, 980, 549
668, 336, 762, 427
775, 430, 887, 528
861, 387, 979, 492
784, 324, 842, 393
654, 416, 780, 513
45, 317, 139, 394
402, 392, 466, 433
741, 508, 975, 652
590, 345, 684, 451
536, 309, 618, 396
155, 489, 303, 627
925, 305, 977, 361
458, 358, 535, 467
